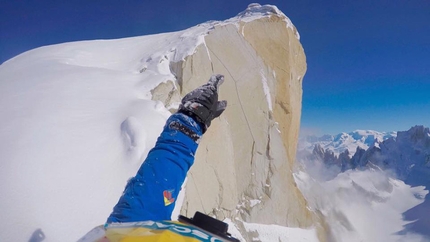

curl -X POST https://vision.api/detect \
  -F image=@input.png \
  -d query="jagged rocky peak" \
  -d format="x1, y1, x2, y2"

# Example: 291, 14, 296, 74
312, 143, 324, 153
355, 146, 366, 153
398, 125, 430, 145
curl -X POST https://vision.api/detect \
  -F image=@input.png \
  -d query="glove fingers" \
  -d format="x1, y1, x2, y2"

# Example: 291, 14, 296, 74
179, 75, 226, 133
213, 100, 227, 118
207, 74, 224, 91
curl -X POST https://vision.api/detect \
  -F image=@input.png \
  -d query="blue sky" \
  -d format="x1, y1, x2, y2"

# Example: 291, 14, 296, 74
1, 0, 429, 135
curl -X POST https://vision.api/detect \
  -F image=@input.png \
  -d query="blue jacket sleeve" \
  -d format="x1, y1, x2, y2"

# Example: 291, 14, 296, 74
106, 113, 203, 223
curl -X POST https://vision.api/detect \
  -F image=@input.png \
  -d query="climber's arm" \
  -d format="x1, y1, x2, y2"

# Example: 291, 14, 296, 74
106, 74, 226, 223
106, 113, 202, 222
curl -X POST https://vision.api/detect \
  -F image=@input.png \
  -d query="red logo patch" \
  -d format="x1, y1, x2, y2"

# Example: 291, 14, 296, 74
163, 190, 175, 206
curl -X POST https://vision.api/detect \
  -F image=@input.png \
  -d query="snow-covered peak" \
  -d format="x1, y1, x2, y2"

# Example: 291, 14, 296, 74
237, 3, 283, 17
334, 130, 397, 146
231, 3, 300, 39
300, 130, 397, 157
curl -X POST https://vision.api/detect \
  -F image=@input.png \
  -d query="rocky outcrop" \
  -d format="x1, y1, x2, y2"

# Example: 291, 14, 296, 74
154, 4, 324, 240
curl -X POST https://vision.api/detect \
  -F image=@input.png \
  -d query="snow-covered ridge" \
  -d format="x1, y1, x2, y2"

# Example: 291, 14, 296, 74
4, 3, 299, 84
2, 3, 289, 99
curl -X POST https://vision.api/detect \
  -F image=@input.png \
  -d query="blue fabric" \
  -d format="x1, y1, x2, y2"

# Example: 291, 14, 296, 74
106, 113, 202, 223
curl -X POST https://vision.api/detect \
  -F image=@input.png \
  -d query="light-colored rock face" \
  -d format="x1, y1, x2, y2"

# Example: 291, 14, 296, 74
156, 10, 323, 240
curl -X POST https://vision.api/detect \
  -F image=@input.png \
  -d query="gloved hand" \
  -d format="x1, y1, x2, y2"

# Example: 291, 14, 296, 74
178, 74, 227, 133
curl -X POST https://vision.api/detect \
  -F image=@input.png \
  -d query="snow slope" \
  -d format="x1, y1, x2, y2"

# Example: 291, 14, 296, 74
295, 169, 428, 242
0, 5, 317, 242
0, 35, 175, 241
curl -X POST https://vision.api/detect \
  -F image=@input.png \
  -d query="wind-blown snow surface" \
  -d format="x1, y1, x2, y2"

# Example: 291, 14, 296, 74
0, 5, 317, 242
295, 165, 429, 242
0, 36, 176, 241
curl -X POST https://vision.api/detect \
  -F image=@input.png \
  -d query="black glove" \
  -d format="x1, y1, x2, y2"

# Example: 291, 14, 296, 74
178, 74, 227, 133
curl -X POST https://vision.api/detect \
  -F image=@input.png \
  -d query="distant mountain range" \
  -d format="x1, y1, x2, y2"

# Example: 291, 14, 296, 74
298, 126, 430, 183
297, 125, 430, 236
298, 129, 397, 157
